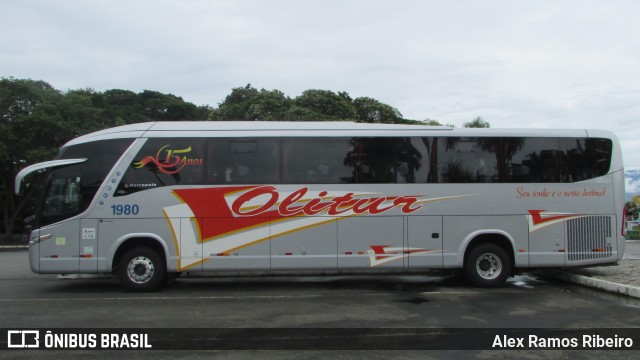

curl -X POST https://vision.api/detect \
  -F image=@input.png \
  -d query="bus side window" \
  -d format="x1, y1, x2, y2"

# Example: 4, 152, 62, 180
225, 139, 279, 184
503, 137, 609, 183
437, 137, 500, 183
504, 138, 562, 183
562, 138, 612, 181
282, 138, 353, 184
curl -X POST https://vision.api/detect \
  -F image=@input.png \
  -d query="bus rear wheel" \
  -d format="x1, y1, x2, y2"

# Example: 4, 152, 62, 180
118, 247, 166, 292
465, 243, 511, 287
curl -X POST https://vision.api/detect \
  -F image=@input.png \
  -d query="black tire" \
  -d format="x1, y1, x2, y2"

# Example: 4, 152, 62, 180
464, 243, 512, 288
118, 247, 166, 292
165, 272, 181, 285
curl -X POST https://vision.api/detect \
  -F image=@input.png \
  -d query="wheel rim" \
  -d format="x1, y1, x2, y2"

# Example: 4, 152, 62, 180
127, 256, 155, 284
475, 252, 502, 280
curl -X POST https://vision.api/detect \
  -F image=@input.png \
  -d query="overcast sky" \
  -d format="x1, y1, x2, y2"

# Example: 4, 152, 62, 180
2, 0, 639, 170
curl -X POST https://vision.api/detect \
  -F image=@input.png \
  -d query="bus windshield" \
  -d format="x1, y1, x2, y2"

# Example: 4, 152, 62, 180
39, 139, 133, 227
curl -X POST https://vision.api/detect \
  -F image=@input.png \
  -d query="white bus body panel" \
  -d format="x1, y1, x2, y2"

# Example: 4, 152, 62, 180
25, 122, 626, 278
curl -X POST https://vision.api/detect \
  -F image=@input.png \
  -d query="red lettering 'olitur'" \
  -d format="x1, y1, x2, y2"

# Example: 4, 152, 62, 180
231, 186, 423, 217
231, 185, 279, 216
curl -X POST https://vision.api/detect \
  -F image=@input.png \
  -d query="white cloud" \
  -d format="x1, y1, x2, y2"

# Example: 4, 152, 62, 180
626, 170, 640, 195
1, 0, 639, 167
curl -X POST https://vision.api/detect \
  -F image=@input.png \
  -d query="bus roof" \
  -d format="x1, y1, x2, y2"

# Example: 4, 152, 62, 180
64, 121, 615, 147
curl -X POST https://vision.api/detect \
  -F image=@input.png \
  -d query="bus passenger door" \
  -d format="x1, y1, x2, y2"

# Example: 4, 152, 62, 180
79, 219, 99, 272
407, 216, 443, 269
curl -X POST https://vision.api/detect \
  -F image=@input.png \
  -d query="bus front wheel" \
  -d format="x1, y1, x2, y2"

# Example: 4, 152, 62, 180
118, 247, 166, 292
464, 243, 511, 287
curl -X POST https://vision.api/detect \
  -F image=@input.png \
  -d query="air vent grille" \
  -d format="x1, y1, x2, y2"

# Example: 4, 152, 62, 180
566, 216, 612, 261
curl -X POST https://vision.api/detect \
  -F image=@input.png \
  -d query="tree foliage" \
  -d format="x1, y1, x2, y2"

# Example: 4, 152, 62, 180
94, 89, 211, 124
353, 97, 402, 123
213, 85, 293, 121
1, 78, 67, 239
463, 116, 490, 128
213, 84, 408, 123
0, 78, 210, 240
1, 77, 476, 240
292, 90, 357, 121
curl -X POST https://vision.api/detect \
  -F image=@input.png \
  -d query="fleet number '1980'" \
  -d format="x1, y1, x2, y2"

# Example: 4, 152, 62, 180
111, 204, 140, 216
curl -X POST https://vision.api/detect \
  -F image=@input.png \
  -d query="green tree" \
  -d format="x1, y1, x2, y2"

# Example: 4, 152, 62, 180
245, 89, 292, 121
353, 97, 402, 123
94, 89, 210, 124
213, 84, 260, 120
627, 201, 638, 217
422, 119, 445, 126
289, 90, 357, 121
463, 116, 490, 128
283, 105, 333, 121
58, 89, 105, 135
3, 78, 448, 239
0, 78, 68, 240
394, 118, 447, 126
96, 89, 147, 125
139, 90, 208, 121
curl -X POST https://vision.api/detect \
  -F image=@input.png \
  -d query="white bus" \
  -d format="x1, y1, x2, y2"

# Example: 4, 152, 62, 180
15, 122, 626, 291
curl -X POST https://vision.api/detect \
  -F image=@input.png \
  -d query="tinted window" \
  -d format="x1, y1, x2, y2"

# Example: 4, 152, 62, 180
210, 138, 280, 184
349, 137, 430, 183
503, 137, 612, 183
117, 138, 206, 195
282, 138, 353, 184
282, 137, 431, 184
115, 135, 613, 194
119, 137, 435, 190
563, 138, 612, 181
117, 137, 279, 195
435, 137, 501, 183
116, 138, 205, 196
41, 139, 133, 225
504, 138, 562, 182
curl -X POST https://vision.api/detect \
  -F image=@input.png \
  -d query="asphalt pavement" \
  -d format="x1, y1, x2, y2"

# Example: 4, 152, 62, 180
546, 240, 640, 298
1, 240, 638, 298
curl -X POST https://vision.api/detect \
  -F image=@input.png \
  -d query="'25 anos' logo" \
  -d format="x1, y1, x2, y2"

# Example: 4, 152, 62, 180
134, 145, 204, 175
